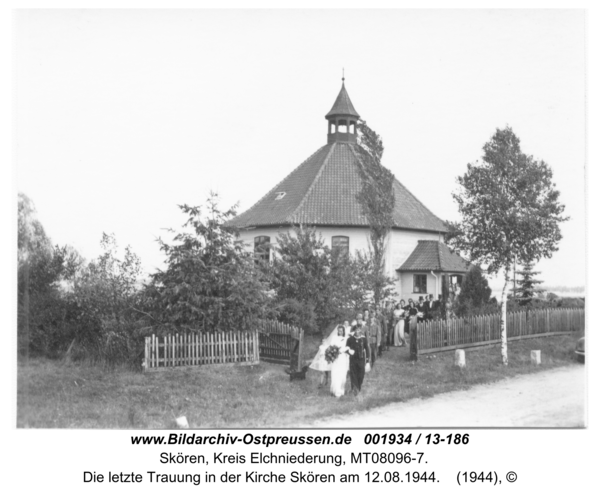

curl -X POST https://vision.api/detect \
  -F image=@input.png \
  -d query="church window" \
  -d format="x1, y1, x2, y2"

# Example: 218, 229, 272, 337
254, 236, 271, 262
332, 236, 349, 257
413, 274, 427, 294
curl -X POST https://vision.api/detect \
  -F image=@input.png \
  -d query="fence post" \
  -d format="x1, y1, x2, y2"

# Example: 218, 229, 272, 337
410, 321, 418, 361
143, 337, 148, 371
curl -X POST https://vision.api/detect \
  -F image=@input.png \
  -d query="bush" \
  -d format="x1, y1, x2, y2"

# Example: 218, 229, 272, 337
268, 227, 382, 334
453, 265, 492, 317
145, 194, 274, 333
275, 299, 317, 332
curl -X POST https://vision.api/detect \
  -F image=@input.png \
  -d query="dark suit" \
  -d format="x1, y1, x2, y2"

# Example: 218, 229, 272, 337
423, 300, 432, 320
347, 333, 369, 393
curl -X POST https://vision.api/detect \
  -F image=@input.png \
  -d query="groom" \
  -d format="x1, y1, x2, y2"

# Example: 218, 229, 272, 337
347, 323, 370, 396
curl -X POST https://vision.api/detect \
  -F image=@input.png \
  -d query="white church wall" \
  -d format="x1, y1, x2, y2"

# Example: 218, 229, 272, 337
236, 225, 372, 259
388, 229, 442, 273
237, 225, 445, 303
398, 272, 440, 302
386, 229, 440, 298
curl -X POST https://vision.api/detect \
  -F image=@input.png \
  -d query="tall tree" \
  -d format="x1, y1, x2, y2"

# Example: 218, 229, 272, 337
67, 233, 143, 365
146, 193, 272, 332
448, 127, 567, 364
355, 120, 396, 306
514, 261, 544, 306
73, 233, 142, 330
270, 227, 371, 333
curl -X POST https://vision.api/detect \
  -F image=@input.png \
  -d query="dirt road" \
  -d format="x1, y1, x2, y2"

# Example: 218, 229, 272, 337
308, 365, 586, 428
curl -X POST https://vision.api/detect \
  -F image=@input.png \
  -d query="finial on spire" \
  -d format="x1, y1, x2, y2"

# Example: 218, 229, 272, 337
342, 68, 345, 83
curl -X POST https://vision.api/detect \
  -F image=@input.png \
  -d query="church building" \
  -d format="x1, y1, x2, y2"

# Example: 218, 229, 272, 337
229, 80, 469, 301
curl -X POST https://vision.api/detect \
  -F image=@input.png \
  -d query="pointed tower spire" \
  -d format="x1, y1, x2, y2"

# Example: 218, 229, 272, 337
325, 78, 360, 144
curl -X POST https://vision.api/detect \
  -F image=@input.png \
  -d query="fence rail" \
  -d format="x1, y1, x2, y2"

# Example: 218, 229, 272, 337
415, 308, 584, 355
143, 330, 259, 371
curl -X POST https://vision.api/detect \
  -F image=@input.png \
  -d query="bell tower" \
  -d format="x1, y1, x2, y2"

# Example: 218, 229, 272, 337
325, 77, 360, 144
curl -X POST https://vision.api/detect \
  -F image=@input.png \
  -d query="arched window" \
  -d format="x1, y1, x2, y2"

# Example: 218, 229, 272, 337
332, 236, 349, 257
254, 236, 271, 262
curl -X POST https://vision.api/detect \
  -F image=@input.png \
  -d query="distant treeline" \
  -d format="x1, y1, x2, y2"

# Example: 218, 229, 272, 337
539, 286, 585, 294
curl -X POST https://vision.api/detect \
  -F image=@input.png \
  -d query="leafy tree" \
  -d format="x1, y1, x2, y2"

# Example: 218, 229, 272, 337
75, 233, 141, 322
269, 227, 373, 334
68, 233, 144, 364
269, 228, 330, 333
146, 193, 273, 332
453, 265, 493, 316
18, 193, 83, 356
514, 261, 544, 306
448, 127, 568, 364
355, 120, 396, 305
18, 192, 52, 265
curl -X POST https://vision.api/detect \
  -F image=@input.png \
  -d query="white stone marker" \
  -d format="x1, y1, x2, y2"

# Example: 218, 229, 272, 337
454, 349, 466, 368
175, 416, 189, 428
530, 350, 541, 365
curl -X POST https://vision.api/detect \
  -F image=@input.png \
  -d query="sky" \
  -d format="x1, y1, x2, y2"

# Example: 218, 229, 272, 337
15, 9, 586, 289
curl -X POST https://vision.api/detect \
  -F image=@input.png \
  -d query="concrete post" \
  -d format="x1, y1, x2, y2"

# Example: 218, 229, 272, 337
175, 416, 189, 428
454, 349, 466, 368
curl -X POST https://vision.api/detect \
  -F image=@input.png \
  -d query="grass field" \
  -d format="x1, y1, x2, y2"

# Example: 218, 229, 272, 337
17, 332, 583, 429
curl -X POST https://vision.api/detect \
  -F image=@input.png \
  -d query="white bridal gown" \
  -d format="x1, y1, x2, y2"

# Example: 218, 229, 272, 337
329, 336, 350, 397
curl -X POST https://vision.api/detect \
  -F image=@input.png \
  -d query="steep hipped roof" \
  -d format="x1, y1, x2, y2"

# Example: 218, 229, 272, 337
398, 240, 469, 272
228, 142, 448, 233
325, 83, 360, 119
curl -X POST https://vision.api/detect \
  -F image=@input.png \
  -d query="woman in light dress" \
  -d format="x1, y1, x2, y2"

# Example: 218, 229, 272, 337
329, 325, 350, 398
309, 327, 335, 388
393, 300, 407, 346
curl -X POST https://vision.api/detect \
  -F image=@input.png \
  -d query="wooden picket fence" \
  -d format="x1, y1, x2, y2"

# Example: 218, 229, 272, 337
257, 319, 305, 372
415, 308, 585, 356
143, 331, 259, 372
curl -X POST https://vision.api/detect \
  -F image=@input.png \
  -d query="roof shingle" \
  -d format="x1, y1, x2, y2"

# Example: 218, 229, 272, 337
325, 83, 360, 118
398, 240, 470, 272
229, 142, 448, 233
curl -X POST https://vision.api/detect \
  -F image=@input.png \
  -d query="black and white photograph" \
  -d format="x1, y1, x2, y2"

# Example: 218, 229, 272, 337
13, 9, 587, 433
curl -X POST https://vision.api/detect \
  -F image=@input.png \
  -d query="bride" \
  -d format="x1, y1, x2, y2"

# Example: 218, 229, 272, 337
329, 325, 350, 398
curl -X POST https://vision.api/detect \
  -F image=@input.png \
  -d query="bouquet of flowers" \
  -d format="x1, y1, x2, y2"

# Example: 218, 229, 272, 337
324, 345, 341, 364
417, 312, 424, 319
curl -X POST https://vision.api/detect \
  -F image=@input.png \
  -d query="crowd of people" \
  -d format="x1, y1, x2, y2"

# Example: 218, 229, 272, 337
309, 294, 443, 399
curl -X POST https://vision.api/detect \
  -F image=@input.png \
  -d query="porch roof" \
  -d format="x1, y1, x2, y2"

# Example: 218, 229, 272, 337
397, 240, 470, 273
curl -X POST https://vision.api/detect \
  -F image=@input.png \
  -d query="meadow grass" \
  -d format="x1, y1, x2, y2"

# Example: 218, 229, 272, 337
17, 332, 583, 429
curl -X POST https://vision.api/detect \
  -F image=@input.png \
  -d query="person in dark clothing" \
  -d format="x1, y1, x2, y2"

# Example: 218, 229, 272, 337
377, 309, 387, 355
347, 325, 370, 395
422, 294, 432, 320
367, 315, 380, 366
405, 299, 418, 334
417, 296, 426, 322
431, 295, 441, 312
386, 302, 396, 348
